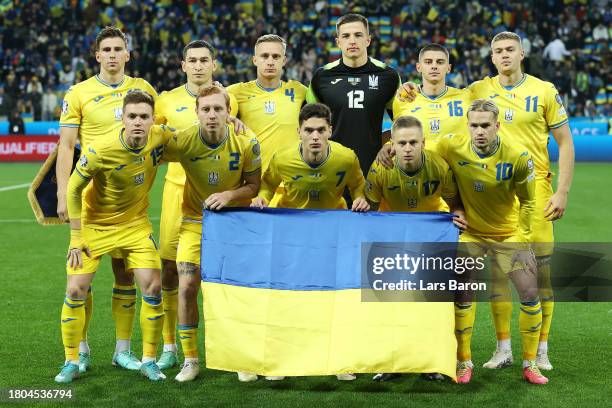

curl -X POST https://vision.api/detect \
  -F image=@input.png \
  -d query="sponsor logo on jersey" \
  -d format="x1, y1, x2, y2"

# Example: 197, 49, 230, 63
504, 109, 514, 122
410, 107, 421, 113
208, 171, 219, 185
93, 95, 104, 103
331, 78, 343, 84
458, 161, 470, 166
368, 75, 379, 90
114, 107, 123, 121
429, 119, 441, 133
347, 77, 361, 86
489, 93, 500, 99
176, 106, 188, 112
134, 173, 145, 185
309, 190, 320, 201
264, 101, 275, 114
473, 180, 485, 192
291, 175, 303, 180
115, 164, 127, 171
62, 100, 69, 115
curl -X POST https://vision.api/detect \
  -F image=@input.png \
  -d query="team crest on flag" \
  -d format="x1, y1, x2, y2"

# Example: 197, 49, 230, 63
368, 75, 378, 90
264, 101, 275, 114
114, 107, 123, 121
134, 173, 144, 185
473, 180, 485, 192
208, 171, 219, 186
504, 109, 514, 122
429, 119, 441, 133
348, 77, 361, 86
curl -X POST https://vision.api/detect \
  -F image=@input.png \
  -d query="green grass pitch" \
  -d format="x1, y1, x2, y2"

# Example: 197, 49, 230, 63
0, 162, 610, 407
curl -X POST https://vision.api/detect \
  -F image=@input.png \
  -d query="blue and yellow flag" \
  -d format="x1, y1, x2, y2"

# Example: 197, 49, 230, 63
201, 208, 458, 379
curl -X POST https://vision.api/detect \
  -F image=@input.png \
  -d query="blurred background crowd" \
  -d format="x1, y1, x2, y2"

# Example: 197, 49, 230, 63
0, 0, 609, 122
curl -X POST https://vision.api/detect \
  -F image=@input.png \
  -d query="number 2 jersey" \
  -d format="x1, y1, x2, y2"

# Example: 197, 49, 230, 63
306, 58, 400, 175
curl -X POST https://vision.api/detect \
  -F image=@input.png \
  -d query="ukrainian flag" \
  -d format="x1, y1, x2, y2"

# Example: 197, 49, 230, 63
201, 208, 458, 379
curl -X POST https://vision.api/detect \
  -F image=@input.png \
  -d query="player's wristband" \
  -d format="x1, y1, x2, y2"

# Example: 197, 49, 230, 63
69, 229, 84, 249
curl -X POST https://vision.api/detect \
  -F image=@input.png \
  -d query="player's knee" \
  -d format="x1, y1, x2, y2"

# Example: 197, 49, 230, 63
141, 282, 162, 298
161, 260, 179, 286
65, 283, 88, 300
518, 286, 539, 303
111, 258, 134, 285
178, 281, 199, 299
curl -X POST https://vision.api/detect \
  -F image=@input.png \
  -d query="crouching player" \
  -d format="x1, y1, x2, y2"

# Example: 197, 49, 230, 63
56, 91, 173, 383
253, 103, 368, 381
162, 85, 261, 382
437, 99, 547, 384
365, 115, 467, 382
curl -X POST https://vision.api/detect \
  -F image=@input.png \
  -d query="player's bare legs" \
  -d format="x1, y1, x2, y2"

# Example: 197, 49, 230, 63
158, 259, 179, 369
175, 261, 201, 382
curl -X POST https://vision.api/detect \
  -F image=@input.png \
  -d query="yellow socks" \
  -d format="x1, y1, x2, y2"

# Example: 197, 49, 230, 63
162, 287, 179, 346
61, 297, 85, 362
112, 284, 137, 342
140, 295, 164, 359
178, 324, 199, 359
455, 302, 477, 361
519, 299, 542, 360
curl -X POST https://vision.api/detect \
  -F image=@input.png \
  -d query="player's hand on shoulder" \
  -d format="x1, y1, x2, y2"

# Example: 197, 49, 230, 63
351, 197, 370, 212
251, 197, 268, 209
451, 210, 468, 231
397, 81, 419, 102
376, 144, 395, 169
227, 116, 248, 135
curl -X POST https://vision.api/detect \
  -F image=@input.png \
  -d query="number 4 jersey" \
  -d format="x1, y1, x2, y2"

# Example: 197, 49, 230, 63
306, 58, 400, 174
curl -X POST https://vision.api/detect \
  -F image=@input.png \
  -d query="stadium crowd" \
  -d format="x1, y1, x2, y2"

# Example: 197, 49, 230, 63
0, 0, 610, 122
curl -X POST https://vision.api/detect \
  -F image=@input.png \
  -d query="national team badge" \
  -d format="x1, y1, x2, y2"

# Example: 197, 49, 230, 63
264, 101, 275, 114
407, 198, 417, 208
208, 171, 219, 185
504, 109, 514, 122
79, 155, 88, 168
473, 180, 485, 192
114, 107, 123, 121
134, 173, 144, 185
429, 119, 441, 133
368, 75, 378, 90
348, 77, 361, 86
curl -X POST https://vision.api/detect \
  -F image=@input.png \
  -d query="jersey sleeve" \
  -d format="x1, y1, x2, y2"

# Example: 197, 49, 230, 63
154, 94, 168, 125
142, 80, 159, 100
440, 166, 458, 202
544, 83, 569, 129
259, 154, 281, 203
161, 132, 181, 163
514, 153, 536, 242
228, 87, 240, 117
436, 134, 452, 161
243, 132, 262, 175
365, 161, 384, 204
305, 70, 321, 103
346, 152, 366, 200
67, 147, 101, 219
59, 86, 81, 128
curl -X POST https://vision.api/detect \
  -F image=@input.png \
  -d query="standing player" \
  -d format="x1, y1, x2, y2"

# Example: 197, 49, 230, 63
56, 26, 158, 372
253, 103, 368, 382
306, 13, 400, 177
227, 34, 307, 176
392, 44, 471, 154
153, 40, 217, 370
55, 91, 171, 383
469, 32, 574, 371
162, 85, 261, 382
437, 99, 547, 385
366, 115, 467, 382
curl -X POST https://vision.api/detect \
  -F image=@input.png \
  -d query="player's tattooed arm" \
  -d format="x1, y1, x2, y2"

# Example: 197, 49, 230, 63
177, 262, 198, 276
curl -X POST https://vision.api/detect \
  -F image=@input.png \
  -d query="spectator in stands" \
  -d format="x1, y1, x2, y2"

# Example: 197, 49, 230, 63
41, 86, 58, 121
26, 76, 44, 121
8, 110, 25, 135
543, 36, 573, 62
0, 86, 12, 122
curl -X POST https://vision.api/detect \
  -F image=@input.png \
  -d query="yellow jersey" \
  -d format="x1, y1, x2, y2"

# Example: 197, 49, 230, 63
437, 133, 536, 241
155, 84, 199, 186
227, 80, 307, 172
259, 140, 365, 209
67, 125, 175, 228
366, 151, 457, 212
60, 74, 158, 149
392, 86, 471, 152
468, 74, 568, 178
163, 124, 261, 220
